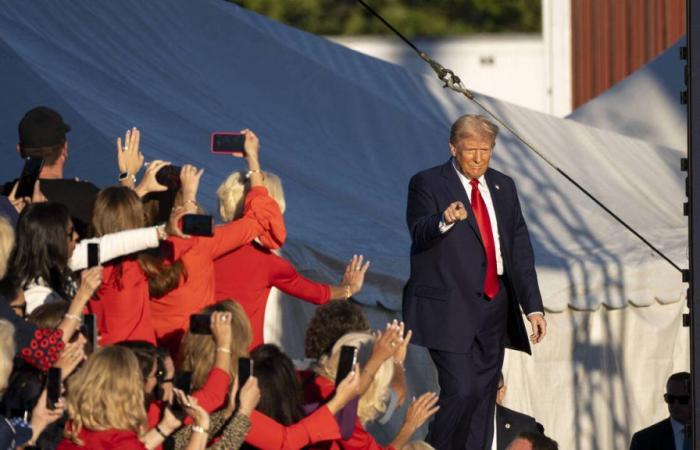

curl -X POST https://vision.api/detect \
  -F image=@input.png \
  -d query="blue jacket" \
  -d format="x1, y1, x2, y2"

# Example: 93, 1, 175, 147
402, 160, 543, 354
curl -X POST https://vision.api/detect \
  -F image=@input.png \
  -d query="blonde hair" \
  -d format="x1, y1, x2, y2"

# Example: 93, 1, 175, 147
0, 320, 15, 393
319, 332, 394, 425
179, 300, 253, 389
65, 346, 147, 445
0, 216, 15, 279
217, 171, 286, 222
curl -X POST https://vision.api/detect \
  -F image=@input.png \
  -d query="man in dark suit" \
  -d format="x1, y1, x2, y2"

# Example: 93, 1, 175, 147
403, 115, 546, 450
494, 372, 543, 450
629, 372, 691, 450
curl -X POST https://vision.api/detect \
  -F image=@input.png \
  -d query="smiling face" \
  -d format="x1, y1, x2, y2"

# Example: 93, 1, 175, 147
449, 133, 494, 180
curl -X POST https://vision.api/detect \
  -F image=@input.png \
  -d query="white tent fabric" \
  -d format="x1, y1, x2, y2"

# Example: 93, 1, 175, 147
567, 38, 688, 152
0, 1, 689, 449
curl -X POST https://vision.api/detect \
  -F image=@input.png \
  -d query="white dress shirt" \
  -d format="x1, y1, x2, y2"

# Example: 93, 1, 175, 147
670, 418, 687, 450
439, 159, 503, 274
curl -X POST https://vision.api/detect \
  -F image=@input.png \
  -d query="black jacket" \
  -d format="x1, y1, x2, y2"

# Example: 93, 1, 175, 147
496, 404, 542, 450
629, 418, 676, 450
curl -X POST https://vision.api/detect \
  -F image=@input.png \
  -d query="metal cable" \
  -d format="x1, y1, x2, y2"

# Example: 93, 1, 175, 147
355, 0, 683, 272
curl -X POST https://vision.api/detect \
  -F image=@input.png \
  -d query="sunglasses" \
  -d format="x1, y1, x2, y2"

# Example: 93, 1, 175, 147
664, 394, 691, 405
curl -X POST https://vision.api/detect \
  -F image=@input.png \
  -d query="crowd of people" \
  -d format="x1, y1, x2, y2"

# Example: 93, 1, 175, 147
0, 106, 460, 450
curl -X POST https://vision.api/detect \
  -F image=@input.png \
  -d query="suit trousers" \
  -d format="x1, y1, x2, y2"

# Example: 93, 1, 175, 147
427, 280, 508, 450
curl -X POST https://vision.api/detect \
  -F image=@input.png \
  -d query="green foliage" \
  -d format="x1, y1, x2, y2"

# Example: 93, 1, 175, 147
230, 0, 541, 37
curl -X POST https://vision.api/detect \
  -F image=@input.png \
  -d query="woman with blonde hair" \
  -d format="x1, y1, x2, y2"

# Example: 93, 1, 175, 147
214, 168, 369, 350
179, 300, 251, 389
310, 332, 439, 450
58, 346, 147, 449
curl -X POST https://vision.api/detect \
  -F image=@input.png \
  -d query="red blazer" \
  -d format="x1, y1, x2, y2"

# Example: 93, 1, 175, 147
214, 243, 330, 349
305, 374, 396, 450
245, 407, 341, 450
150, 186, 286, 354
57, 428, 145, 450
90, 258, 156, 345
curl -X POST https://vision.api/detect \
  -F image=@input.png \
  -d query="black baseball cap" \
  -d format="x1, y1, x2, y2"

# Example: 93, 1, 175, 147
18, 106, 71, 148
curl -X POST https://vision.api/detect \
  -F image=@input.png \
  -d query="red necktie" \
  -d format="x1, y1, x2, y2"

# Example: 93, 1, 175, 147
470, 178, 500, 299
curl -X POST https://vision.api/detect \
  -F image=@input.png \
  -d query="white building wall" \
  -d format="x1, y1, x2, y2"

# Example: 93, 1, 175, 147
328, 0, 572, 117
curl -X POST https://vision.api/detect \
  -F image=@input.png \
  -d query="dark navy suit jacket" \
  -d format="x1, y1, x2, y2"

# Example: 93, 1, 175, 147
402, 160, 543, 354
629, 418, 676, 450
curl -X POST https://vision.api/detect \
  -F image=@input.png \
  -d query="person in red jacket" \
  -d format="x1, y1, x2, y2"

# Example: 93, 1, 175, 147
57, 345, 153, 449
88, 185, 186, 346
215, 170, 369, 349
58, 345, 208, 450
145, 130, 287, 354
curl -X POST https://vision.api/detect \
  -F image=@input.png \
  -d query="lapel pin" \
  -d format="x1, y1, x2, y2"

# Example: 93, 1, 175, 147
495, 184, 500, 190
505, 423, 511, 429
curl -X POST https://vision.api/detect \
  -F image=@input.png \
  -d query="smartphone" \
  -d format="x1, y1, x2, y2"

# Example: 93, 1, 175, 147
46, 367, 62, 409
334, 346, 359, 439
238, 357, 253, 387
80, 313, 97, 355
87, 243, 100, 268
155, 165, 182, 190
174, 371, 193, 395
211, 132, 245, 156
189, 314, 212, 334
335, 345, 358, 388
181, 214, 214, 237
15, 156, 44, 198
170, 371, 193, 421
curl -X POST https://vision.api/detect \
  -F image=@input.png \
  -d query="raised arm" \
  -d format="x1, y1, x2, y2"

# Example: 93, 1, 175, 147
69, 227, 159, 271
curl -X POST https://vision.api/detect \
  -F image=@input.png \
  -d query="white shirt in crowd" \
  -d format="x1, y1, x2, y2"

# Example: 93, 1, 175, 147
24, 226, 161, 313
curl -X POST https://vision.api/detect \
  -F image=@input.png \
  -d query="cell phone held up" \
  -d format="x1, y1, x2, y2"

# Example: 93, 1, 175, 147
181, 214, 213, 237
211, 132, 246, 156
189, 314, 212, 334
80, 313, 98, 355
46, 367, 62, 409
87, 243, 100, 268
335, 345, 358, 388
15, 156, 44, 198
169, 371, 193, 421
238, 357, 253, 388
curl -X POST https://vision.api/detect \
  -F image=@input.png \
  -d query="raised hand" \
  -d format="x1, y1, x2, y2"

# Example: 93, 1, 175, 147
135, 160, 170, 197
391, 391, 440, 447
53, 338, 87, 379
443, 201, 467, 225
117, 127, 144, 177
240, 129, 259, 163
393, 321, 412, 366
76, 266, 103, 302
238, 376, 261, 416
179, 164, 204, 206
372, 321, 402, 363
340, 255, 370, 298
326, 364, 360, 414
210, 311, 233, 350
